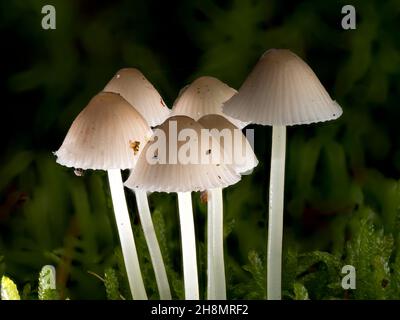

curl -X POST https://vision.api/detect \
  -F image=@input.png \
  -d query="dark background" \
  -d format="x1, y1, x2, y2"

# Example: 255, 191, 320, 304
1, 0, 400, 299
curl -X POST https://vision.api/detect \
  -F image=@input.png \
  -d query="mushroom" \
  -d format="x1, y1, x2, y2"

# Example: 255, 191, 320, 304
124, 116, 240, 299
104, 68, 170, 127
171, 76, 247, 128
105, 68, 172, 299
198, 114, 258, 300
223, 49, 343, 299
54, 92, 151, 300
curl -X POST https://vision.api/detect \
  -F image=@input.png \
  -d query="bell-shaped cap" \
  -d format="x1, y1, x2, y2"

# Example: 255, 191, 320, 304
198, 114, 258, 174
55, 92, 152, 170
104, 68, 170, 127
124, 115, 241, 193
223, 49, 343, 126
171, 76, 247, 128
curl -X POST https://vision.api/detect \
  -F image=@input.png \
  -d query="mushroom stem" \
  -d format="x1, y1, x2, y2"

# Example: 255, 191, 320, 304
177, 192, 199, 299
107, 169, 147, 300
134, 189, 172, 300
207, 188, 226, 300
267, 125, 286, 300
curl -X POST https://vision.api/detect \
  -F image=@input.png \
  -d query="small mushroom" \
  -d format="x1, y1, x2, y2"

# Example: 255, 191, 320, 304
54, 92, 151, 300
171, 77, 255, 300
198, 114, 258, 300
125, 116, 240, 300
223, 49, 343, 300
105, 68, 172, 300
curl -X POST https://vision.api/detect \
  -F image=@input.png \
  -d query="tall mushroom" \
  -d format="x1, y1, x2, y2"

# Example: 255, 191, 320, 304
223, 49, 343, 300
124, 116, 240, 299
105, 68, 172, 299
170, 76, 252, 299
169, 76, 247, 298
198, 114, 258, 300
54, 92, 151, 300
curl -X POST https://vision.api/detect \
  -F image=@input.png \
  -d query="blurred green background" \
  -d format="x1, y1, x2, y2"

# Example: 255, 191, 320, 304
1, 0, 400, 299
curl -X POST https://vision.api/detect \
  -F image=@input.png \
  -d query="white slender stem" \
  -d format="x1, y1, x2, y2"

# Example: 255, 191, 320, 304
267, 125, 286, 300
134, 189, 172, 300
177, 192, 199, 300
107, 169, 147, 300
207, 188, 226, 300
207, 191, 214, 299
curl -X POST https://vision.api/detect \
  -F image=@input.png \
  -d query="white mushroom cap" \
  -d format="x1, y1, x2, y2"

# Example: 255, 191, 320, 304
198, 114, 258, 175
124, 115, 241, 193
104, 68, 171, 127
223, 49, 343, 126
55, 92, 152, 170
171, 76, 247, 128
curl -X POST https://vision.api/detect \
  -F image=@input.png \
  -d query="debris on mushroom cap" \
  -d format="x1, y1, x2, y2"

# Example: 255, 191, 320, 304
54, 92, 152, 171
104, 68, 170, 127
223, 49, 343, 126
124, 115, 241, 193
74, 168, 85, 176
171, 76, 248, 129
129, 140, 141, 155
198, 114, 258, 175
200, 190, 208, 203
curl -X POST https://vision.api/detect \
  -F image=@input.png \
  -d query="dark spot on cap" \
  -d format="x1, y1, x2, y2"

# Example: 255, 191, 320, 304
74, 168, 85, 177
153, 150, 159, 159
218, 175, 221, 179
206, 149, 211, 155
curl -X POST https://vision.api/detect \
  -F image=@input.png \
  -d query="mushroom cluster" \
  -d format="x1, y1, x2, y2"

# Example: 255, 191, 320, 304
55, 49, 342, 300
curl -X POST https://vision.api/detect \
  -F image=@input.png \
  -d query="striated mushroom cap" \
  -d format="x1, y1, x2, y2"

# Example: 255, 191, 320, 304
223, 49, 342, 126
124, 115, 241, 193
172, 76, 247, 128
55, 92, 152, 170
198, 114, 258, 175
104, 68, 170, 127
